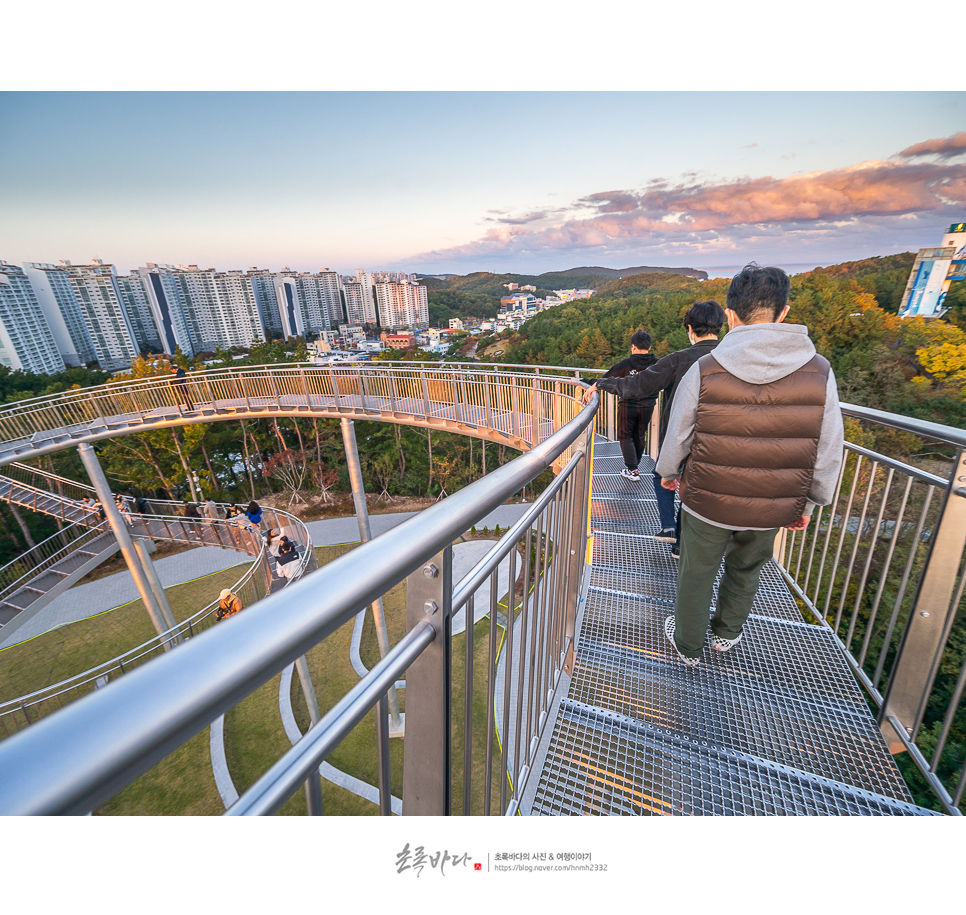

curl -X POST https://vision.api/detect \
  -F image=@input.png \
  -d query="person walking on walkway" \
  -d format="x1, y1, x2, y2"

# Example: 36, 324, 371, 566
595, 329, 658, 481
169, 365, 195, 412
655, 264, 844, 667
585, 301, 726, 550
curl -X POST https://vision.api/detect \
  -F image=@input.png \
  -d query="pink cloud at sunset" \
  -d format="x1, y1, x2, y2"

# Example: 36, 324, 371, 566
416, 134, 966, 267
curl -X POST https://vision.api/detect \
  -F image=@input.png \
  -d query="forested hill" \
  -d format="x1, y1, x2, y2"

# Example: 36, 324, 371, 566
484, 256, 966, 432
422, 265, 708, 327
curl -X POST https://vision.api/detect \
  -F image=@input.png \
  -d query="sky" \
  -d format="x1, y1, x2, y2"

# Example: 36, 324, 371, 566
2, 88, 965, 278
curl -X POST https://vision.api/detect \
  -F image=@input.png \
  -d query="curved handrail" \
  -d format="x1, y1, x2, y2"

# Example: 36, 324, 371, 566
0, 362, 587, 467
0, 392, 595, 814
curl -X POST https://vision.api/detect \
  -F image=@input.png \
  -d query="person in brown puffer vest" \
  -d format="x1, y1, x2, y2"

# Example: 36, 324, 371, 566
655, 263, 844, 667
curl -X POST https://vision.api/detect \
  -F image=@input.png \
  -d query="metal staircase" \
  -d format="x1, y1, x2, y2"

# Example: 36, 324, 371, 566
525, 443, 938, 815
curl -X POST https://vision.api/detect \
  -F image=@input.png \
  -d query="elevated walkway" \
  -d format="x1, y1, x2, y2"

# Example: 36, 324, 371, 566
526, 442, 936, 815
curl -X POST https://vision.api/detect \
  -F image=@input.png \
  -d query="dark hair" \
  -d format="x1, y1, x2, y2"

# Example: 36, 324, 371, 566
247, 500, 260, 514
630, 329, 652, 351
684, 300, 725, 337
726, 263, 789, 322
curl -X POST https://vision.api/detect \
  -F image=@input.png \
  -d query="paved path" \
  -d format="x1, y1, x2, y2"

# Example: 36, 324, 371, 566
0, 504, 531, 650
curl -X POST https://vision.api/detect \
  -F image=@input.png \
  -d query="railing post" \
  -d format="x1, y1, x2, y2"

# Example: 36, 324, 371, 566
402, 546, 453, 815
562, 431, 593, 675
880, 450, 966, 750
420, 371, 432, 419
530, 376, 541, 447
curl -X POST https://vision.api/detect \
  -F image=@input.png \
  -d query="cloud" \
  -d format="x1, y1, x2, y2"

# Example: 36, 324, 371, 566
415, 139, 966, 266
897, 132, 966, 160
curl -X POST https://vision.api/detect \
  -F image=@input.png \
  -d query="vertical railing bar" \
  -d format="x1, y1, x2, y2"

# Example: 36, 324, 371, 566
837, 462, 880, 641
809, 454, 849, 610
822, 453, 864, 621
463, 593, 475, 816
527, 509, 546, 734
515, 527, 534, 775
484, 566, 499, 816
873, 485, 936, 690
858, 474, 912, 668
376, 694, 391, 816
500, 547, 517, 814
510, 376, 520, 440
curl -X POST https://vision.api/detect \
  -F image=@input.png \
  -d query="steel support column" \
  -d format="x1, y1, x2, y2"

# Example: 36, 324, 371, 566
132, 537, 179, 637
340, 418, 403, 731
77, 444, 172, 648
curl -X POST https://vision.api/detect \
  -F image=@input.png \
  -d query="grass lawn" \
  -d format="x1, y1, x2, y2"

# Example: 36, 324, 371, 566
0, 539, 514, 815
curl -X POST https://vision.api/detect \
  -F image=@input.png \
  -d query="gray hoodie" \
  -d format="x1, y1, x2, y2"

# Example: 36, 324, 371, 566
654, 322, 845, 529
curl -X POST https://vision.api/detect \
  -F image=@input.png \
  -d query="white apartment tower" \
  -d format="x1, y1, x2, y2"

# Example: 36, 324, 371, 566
138, 265, 264, 355
0, 263, 65, 375
247, 270, 284, 337
60, 261, 140, 371
374, 279, 429, 331
22, 262, 97, 367
136, 264, 199, 357
354, 269, 377, 323
116, 273, 163, 353
297, 270, 344, 332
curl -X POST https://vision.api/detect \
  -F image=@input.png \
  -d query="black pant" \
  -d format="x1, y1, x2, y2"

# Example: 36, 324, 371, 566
617, 400, 654, 471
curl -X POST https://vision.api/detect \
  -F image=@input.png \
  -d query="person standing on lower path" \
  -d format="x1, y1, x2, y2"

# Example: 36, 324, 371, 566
216, 589, 242, 621
655, 264, 844, 667
595, 329, 658, 481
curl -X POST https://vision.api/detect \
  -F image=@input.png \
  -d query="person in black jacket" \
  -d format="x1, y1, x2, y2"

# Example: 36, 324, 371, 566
583, 300, 726, 548
597, 329, 658, 480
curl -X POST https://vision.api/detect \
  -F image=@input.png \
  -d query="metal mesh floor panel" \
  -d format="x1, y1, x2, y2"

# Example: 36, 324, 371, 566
590, 531, 805, 624
529, 705, 936, 816
591, 454, 657, 476
591, 498, 663, 532
525, 445, 933, 815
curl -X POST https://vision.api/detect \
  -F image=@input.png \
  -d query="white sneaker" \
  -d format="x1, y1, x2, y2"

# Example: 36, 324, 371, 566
619, 467, 640, 481
664, 616, 700, 667
710, 631, 743, 652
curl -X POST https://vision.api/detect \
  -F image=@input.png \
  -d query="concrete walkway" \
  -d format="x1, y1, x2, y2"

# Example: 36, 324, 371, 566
0, 503, 531, 650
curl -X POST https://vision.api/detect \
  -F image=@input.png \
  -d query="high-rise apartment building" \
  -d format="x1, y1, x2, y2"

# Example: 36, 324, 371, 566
136, 264, 199, 357
354, 269, 377, 324
0, 263, 65, 375
297, 270, 344, 332
116, 273, 163, 353
374, 279, 429, 331
247, 269, 284, 337
138, 265, 264, 355
60, 261, 140, 371
22, 262, 97, 367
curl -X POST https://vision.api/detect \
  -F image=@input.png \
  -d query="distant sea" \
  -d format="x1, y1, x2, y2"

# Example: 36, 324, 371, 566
698, 263, 828, 279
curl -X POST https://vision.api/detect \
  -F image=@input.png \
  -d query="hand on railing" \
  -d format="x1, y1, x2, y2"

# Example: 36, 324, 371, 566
580, 384, 597, 406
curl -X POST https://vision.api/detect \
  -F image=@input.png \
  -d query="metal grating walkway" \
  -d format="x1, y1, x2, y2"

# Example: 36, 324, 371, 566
526, 441, 937, 815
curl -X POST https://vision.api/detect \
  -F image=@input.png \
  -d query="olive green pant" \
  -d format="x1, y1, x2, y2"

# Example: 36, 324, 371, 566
672, 511, 778, 659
